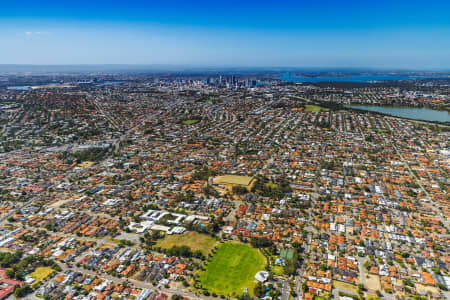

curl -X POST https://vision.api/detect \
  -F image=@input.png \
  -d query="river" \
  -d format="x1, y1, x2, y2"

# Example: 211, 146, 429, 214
277, 74, 448, 83
345, 105, 450, 123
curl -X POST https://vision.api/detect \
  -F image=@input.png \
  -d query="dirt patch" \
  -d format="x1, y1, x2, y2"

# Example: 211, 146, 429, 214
332, 280, 358, 293
415, 283, 439, 295
365, 274, 381, 292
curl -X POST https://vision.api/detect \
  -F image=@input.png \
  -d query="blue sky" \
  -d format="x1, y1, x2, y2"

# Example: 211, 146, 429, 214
1, 0, 449, 69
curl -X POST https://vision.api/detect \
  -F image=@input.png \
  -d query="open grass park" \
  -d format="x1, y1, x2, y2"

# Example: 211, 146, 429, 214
198, 242, 267, 297
155, 232, 217, 256
304, 104, 330, 112
31, 267, 55, 284
182, 119, 199, 125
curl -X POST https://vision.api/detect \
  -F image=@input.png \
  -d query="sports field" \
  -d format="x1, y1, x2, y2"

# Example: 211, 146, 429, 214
199, 242, 267, 296
213, 175, 253, 186
155, 232, 217, 256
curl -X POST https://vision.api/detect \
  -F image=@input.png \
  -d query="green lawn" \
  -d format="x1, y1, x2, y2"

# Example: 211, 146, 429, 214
304, 104, 330, 112
199, 242, 267, 297
156, 232, 217, 256
369, 128, 390, 133
271, 265, 284, 276
31, 267, 54, 283
182, 119, 199, 125
264, 182, 278, 189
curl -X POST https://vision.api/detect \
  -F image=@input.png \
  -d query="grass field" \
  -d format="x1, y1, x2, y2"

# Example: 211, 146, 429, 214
199, 242, 267, 296
31, 267, 54, 283
264, 182, 278, 189
271, 265, 284, 276
332, 280, 358, 292
369, 128, 390, 133
182, 119, 199, 125
304, 104, 330, 112
156, 232, 217, 256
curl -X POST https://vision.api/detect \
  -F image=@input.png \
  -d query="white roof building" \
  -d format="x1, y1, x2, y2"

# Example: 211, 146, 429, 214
255, 271, 269, 282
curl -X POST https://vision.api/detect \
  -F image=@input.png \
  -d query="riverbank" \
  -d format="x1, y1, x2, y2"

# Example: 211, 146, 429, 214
345, 105, 450, 125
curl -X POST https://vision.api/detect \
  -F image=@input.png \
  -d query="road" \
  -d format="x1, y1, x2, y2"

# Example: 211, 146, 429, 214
56, 262, 215, 300
0, 201, 35, 224
91, 97, 121, 132
391, 142, 449, 230
293, 136, 325, 300
357, 257, 367, 286
332, 287, 358, 300
358, 121, 449, 231
224, 200, 242, 222
11, 224, 216, 299
280, 280, 290, 300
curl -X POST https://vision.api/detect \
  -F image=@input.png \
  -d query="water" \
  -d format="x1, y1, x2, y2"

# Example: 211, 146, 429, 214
7, 86, 31, 90
345, 105, 450, 122
96, 81, 124, 87
277, 73, 447, 83
7, 83, 74, 90
7, 81, 124, 90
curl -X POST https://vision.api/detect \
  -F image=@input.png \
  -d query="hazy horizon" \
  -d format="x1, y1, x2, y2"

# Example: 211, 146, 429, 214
0, 64, 449, 73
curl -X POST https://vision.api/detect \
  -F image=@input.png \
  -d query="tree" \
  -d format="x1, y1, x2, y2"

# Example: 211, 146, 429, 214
302, 282, 307, 293
5, 269, 14, 278
203, 184, 220, 197
232, 185, 248, 195
191, 167, 217, 181
284, 259, 296, 276
166, 245, 193, 258
253, 282, 265, 298
250, 237, 273, 248
14, 285, 32, 297
193, 250, 204, 260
